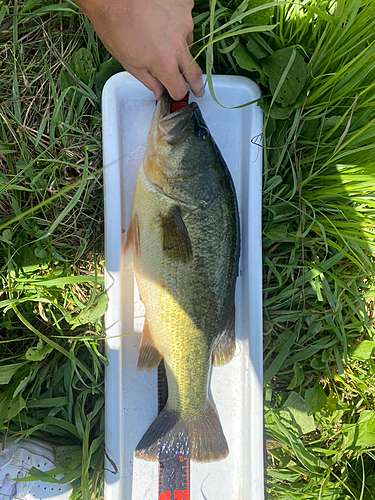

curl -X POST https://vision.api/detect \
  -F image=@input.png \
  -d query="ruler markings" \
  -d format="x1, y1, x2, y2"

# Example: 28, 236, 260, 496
157, 93, 191, 500
157, 361, 191, 500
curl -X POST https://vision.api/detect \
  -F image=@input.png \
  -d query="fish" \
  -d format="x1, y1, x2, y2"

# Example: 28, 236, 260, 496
125, 92, 240, 462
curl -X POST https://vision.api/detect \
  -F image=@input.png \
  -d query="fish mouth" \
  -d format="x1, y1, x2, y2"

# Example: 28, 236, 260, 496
157, 93, 198, 144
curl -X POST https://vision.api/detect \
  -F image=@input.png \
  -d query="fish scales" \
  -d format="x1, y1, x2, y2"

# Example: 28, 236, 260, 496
126, 93, 240, 462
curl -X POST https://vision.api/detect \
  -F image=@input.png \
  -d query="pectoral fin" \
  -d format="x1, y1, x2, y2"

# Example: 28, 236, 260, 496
124, 213, 141, 259
160, 205, 193, 263
212, 307, 236, 367
137, 319, 162, 371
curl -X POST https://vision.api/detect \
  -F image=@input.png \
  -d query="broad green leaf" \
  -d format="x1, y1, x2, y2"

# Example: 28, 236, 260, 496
258, 96, 294, 119
0, 362, 28, 385
21, 0, 44, 13
305, 385, 327, 414
262, 48, 307, 107
246, 34, 271, 59
18, 245, 40, 272
279, 391, 316, 437
55, 446, 82, 470
287, 363, 305, 390
2, 228, 12, 242
310, 353, 327, 371
231, 0, 273, 27
76, 292, 109, 324
350, 340, 375, 361
69, 48, 94, 86
264, 330, 297, 385
15, 467, 60, 484
22, 3, 77, 16
34, 247, 48, 259
94, 57, 123, 101
55, 467, 81, 484
342, 410, 375, 450
0, 393, 26, 426
27, 397, 69, 408
299, 117, 320, 141
43, 417, 80, 438
263, 223, 288, 241
25, 340, 53, 361
59, 49, 94, 106
325, 390, 339, 414
232, 44, 263, 74
59, 70, 75, 99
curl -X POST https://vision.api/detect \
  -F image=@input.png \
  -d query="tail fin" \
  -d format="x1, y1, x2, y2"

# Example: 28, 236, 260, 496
134, 400, 228, 462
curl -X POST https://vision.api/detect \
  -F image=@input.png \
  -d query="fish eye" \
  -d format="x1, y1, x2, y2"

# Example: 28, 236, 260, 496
195, 125, 209, 140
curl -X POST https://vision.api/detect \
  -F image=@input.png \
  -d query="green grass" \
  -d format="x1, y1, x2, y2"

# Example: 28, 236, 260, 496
1, 0, 375, 499
1, 2, 108, 498
194, 0, 375, 498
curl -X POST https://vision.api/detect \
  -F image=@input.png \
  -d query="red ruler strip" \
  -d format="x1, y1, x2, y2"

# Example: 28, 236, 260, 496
157, 92, 190, 500
170, 93, 189, 113
157, 361, 190, 500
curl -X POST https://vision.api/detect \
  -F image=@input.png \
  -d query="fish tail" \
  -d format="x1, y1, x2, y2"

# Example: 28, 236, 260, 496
135, 400, 228, 462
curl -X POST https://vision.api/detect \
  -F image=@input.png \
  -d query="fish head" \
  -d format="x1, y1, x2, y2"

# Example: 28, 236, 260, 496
144, 93, 222, 199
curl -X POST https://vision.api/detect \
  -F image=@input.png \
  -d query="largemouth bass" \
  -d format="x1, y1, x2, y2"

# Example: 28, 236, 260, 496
125, 93, 240, 462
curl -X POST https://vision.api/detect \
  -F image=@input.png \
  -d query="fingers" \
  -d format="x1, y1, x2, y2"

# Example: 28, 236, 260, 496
127, 42, 203, 102
178, 46, 204, 98
187, 31, 194, 48
153, 64, 189, 101
127, 65, 165, 100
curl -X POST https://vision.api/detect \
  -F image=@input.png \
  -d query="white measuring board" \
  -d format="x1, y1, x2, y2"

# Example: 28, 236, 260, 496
102, 72, 264, 500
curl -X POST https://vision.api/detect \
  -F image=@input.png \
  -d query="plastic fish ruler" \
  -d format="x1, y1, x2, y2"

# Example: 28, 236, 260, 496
157, 94, 190, 500
103, 72, 264, 500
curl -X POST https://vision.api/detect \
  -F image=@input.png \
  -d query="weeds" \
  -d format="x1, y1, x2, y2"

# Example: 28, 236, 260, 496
195, 0, 375, 497
1, 1, 110, 498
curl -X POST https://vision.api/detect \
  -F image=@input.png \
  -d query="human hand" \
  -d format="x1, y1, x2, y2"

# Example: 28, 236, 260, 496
75, 0, 204, 101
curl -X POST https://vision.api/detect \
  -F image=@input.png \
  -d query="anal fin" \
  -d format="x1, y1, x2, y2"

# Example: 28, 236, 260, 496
212, 307, 236, 367
137, 319, 162, 371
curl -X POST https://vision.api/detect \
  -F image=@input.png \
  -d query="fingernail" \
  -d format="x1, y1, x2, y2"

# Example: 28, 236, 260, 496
197, 85, 205, 98
154, 89, 164, 101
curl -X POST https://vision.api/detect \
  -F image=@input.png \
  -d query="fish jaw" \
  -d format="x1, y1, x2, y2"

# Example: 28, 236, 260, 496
146, 92, 195, 155
144, 93, 201, 192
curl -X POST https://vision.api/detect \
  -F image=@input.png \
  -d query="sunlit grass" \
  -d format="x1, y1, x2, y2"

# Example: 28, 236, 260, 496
195, 0, 375, 498
1, 2, 107, 498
